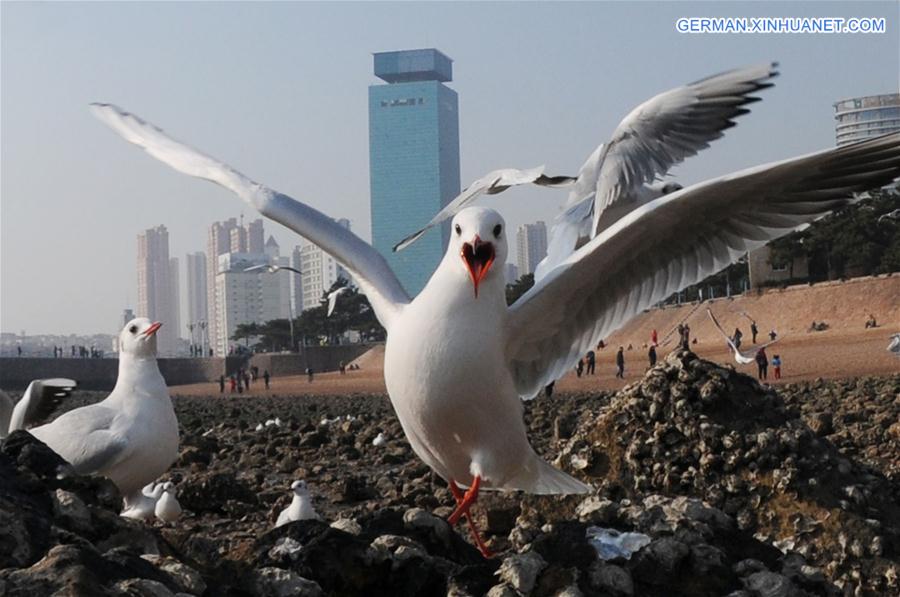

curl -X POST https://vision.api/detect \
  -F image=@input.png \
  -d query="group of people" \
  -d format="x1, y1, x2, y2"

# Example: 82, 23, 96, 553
753, 348, 782, 381
218, 366, 271, 394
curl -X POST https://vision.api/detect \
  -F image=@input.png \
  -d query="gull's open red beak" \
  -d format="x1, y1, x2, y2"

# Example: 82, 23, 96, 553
461, 235, 495, 298
143, 322, 163, 337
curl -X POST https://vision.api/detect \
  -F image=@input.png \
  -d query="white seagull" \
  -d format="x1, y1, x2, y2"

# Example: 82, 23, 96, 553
91, 102, 900, 557
707, 309, 780, 365
155, 481, 183, 523
243, 263, 303, 276
28, 318, 179, 512
120, 482, 166, 520
392, 166, 575, 252
275, 480, 320, 527
888, 333, 900, 356
326, 286, 350, 317
372, 432, 386, 447
0, 378, 78, 440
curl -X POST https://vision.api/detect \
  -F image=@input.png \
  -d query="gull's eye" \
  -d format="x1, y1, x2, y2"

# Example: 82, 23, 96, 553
455, 224, 462, 235
129, 325, 138, 334
493, 224, 502, 238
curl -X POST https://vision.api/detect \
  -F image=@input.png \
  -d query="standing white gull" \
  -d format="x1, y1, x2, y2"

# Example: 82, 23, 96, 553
707, 309, 780, 365
0, 378, 78, 439
28, 317, 179, 512
888, 333, 900, 356
121, 482, 166, 520
275, 480, 320, 527
91, 103, 900, 557
154, 481, 183, 523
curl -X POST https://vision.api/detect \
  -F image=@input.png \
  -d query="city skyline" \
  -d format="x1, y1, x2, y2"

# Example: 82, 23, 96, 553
2, 2, 897, 335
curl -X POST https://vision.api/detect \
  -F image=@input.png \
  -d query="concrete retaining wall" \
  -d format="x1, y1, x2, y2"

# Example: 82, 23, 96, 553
249, 344, 378, 376
0, 357, 243, 391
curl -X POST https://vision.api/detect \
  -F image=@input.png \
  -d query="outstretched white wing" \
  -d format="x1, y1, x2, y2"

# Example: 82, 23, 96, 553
505, 133, 900, 398
537, 63, 778, 279
8, 378, 78, 432
705, 309, 782, 365
326, 287, 349, 317
586, 62, 778, 233
91, 104, 409, 329
392, 167, 575, 252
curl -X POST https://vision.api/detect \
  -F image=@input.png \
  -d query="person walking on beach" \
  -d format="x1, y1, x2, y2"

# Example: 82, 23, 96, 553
750, 321, 759, 344
772, 355, 782, 380
651, 329, 658, 346
229, 375, 236, 393
218, 375, 225, 394
755, 347, 769, 381
615, 347, 625, 379
263, 369, 271, 389
575, 358, 584, 378
733, 327, 743, 349
648, 344, 657, 368
306, 367, 314, 383
586, 350, 596, 375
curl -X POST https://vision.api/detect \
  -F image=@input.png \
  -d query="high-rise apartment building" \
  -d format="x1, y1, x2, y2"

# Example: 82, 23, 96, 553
136, 225, 178, 355
185, 251, 209, 346
516, 222, 548, 277
291, 245, 304, 314
369, 48, 461, 296
169, 258, 181, 341
206, 217, 265, 354
298, 219, 351, 310
213, 253, 288, 355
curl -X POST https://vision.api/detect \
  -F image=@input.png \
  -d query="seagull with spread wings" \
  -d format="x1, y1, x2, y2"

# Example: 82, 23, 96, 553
707, 309, 781, 365
92, 99, 900, 557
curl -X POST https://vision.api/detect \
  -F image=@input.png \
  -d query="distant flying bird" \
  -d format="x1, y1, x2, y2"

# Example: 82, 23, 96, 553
392, 167, 575, 252
92, 100, 900, 558
0, 378, 77, 440
326, 286, 350, 317
707, 309, 780, 365
243, 264, 302, 275
275, 480, 320, 526
28, 318, 179, 512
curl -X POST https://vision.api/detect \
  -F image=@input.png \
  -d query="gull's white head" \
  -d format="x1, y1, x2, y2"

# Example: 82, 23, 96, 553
447, 207, 508, 298
291, 480, 310, 495
119, 317, 162, 358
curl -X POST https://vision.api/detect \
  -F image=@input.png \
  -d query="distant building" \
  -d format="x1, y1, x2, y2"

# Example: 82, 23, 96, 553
264, 236, 293, 323
299, 219, 351, 310
369, 48, 461, 296
169, 258, 181, 340
136, 225, 178, 355
291, 245, 304, 314
504, 263, 519, 285
834, 93, 900, 146
205, 217, 265, 355
747, 246, 808, 289
516, 222, 548, 276
122, 308, 135, 326
213, 252, 287, 355
184, 251, 208, 330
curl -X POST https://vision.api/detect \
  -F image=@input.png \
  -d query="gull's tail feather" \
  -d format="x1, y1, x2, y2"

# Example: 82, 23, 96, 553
506, 455, 592, 495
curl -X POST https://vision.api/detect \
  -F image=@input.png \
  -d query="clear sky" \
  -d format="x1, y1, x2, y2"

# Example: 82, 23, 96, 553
2, 1, 897, 336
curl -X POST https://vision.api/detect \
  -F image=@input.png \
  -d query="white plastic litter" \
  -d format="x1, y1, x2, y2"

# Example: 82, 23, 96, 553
586, 527, 651, 560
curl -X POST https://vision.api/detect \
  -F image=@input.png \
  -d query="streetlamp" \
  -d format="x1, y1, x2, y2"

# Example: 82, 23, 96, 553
198, 320, 208, 357
186, 322, 196, 356
244, 264, 302, 352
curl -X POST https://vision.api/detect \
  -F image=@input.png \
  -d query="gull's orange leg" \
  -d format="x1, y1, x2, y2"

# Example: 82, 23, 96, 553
447, 477, 493, 558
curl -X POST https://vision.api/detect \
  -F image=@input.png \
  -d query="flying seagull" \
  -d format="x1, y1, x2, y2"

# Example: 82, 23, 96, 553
28, 318, 179, 512
536, 62, 780, 278
91, 102, 900, 557
707, 309, 780, 365
326, 286, 350, 317
392, 167, 575, 252
243, 263, 302, 275
0, 378, 78, 440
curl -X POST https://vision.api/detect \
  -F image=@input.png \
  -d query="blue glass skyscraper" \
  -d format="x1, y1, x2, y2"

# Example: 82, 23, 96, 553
369, 49, 460, 296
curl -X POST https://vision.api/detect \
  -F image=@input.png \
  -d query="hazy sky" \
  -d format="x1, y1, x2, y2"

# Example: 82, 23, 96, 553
2, 1, 897, 336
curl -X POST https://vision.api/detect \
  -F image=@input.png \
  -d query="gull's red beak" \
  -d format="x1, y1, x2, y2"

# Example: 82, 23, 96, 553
461, 235, 495, 298
143, 322, 163, 337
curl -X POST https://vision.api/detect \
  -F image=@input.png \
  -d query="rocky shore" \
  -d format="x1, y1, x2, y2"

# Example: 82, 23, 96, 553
1, 351, 897, 596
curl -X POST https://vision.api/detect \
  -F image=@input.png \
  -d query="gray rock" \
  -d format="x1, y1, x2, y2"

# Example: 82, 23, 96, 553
743, 571, 798, 597
52, 488, 92, 531
485, 583, 518, 597
251, 567, 324, 597
141, 555, 207, 595
588, 561, 633, 596
495, 551, 547, 594
112, 578, 176, 597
